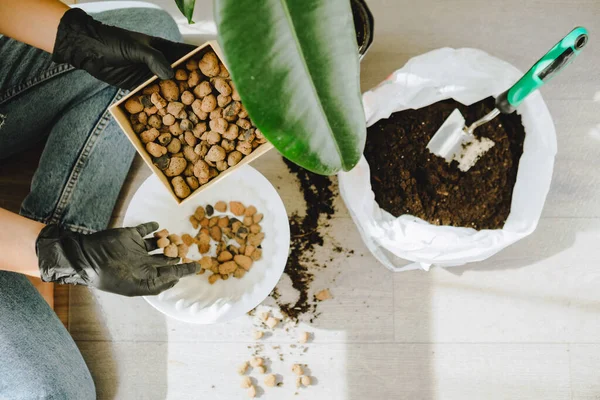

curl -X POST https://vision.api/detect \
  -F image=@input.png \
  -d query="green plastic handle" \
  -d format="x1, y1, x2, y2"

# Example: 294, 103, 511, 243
496, 26, 589, 113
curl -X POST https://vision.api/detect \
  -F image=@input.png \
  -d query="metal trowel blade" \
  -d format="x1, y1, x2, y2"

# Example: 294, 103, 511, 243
426, 109, 495, 172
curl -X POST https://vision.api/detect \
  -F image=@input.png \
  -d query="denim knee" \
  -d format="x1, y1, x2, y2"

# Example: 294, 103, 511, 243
93, 6, 183, 43
40, 378, 95, 400
0, 272, 96, 400
139, 7, 183, 42
7, 369, 95, 400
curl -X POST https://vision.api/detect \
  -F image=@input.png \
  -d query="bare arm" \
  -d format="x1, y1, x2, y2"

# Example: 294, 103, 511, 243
0, 0, 68, 53
0, 208, 44, 277
0, 0, 63, 276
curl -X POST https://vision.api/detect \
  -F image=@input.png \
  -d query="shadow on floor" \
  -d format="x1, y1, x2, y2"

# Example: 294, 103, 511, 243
71, 287, 121, 400
71, 287, 170, 400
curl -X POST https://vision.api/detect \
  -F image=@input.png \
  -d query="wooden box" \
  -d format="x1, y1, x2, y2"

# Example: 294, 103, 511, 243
109, 41, 273, 205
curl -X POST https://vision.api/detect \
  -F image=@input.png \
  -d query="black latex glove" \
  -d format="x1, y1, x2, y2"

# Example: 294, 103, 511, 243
52, 8, 196, 90
36, 222, 199, 297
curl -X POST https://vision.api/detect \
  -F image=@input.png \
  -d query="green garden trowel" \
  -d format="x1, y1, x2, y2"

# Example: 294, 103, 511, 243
427, 26, 589, 172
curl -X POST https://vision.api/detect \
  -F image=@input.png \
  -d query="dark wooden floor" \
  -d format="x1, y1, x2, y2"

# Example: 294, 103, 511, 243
0, 144, 69, 328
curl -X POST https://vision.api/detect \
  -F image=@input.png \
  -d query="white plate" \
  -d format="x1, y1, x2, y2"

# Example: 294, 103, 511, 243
123, 165, 290, 324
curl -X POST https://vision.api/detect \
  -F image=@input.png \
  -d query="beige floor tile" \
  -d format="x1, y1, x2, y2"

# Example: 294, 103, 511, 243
429, 344, 571, 400
77, 342, 570, 400
395, 218, 600, 343
570, 344, 600, 400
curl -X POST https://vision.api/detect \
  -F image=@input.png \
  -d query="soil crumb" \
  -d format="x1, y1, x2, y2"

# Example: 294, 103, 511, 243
364, 97, 525, 230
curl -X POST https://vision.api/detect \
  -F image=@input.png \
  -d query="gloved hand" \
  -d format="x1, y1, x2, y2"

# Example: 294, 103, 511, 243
52, 8, 196, 90
36, 222, 199, 297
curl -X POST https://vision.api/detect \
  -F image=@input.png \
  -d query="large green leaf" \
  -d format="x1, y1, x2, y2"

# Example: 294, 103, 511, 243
214, 0, 366, 175
175, 0, 195, 24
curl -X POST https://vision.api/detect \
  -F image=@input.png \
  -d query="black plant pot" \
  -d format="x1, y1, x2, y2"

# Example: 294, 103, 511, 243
351, 0, 375, 60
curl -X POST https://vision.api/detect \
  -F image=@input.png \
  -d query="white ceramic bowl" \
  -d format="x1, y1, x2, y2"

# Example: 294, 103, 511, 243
123, 165, 290, 323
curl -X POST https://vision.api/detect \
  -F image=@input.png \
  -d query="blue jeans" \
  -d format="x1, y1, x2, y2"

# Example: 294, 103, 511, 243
0, 6, 182, 399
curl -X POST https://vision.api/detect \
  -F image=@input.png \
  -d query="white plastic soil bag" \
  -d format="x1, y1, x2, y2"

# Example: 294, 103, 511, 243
338, 48, 557, 272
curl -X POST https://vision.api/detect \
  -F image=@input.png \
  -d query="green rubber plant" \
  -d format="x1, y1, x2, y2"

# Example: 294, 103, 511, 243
175, 0, 366, 175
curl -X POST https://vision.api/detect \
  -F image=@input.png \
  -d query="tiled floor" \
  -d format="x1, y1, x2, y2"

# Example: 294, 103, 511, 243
72, 0, 600, 399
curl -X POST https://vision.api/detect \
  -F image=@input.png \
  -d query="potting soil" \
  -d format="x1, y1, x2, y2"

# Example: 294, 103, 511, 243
364, 97, 525, 230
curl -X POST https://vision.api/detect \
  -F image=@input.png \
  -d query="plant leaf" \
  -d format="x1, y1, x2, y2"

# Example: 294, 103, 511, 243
175, 0, 195, 24
215, 0, 366, 175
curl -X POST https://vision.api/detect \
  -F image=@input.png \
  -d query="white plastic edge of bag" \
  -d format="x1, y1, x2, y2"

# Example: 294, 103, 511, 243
338, 48, 557, 272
